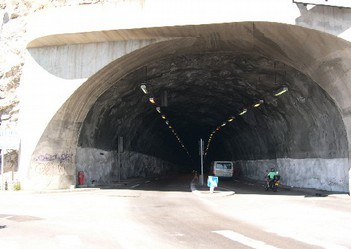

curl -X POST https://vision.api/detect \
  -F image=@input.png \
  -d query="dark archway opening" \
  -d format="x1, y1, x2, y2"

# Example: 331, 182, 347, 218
78, 52, 347, 187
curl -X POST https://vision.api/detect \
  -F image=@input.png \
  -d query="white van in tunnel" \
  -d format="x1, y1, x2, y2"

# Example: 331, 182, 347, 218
211, 161, 234, 178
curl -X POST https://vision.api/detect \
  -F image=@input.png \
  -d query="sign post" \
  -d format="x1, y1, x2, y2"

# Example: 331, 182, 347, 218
117, 136, 123, 183
0, 129, 19, 191
0, 149, 4, 191
199, 139, 204, 185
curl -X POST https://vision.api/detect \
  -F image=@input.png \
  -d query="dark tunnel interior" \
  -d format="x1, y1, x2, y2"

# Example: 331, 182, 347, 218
78, 52, 348, 173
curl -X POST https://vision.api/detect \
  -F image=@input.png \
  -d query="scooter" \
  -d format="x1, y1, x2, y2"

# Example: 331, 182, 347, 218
265, 175, 280, 192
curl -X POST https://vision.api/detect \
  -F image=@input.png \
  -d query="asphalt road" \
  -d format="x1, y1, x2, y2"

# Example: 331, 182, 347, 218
0, 174, 350, 249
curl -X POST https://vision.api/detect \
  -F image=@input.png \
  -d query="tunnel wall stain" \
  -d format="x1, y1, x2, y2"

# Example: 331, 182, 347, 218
76, 147, 177, 185
236, 158, 349, 192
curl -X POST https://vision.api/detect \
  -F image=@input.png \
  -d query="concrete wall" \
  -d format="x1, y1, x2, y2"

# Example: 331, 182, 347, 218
26, 0, 351, 47
76, 148, 176, 186
237, 158, 349, 192
19, 39, 158, 184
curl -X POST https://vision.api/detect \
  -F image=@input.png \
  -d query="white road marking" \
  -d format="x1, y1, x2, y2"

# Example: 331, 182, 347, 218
267, 229, 349, 249
213, 230, 280, 249
131, 184, 140, 188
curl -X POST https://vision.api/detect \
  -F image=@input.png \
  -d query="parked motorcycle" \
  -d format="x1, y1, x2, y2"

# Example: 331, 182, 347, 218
265, 175, 280, 192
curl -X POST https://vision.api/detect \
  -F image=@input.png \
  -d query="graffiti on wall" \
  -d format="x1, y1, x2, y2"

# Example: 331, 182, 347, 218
32, 151, 74, 176
34, 152, 73, 164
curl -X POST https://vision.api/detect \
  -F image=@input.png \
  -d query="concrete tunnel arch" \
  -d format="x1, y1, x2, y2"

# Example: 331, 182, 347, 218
27, 22, 351, 192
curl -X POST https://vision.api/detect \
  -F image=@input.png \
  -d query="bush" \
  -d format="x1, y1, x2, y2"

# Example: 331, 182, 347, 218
13, 181, 21, 191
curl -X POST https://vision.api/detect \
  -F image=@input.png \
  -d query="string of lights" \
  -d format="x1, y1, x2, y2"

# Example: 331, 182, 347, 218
204, 86, 289, 157
140, 83, 191, 157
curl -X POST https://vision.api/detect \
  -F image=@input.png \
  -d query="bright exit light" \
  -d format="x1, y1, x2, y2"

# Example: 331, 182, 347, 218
140, 84, 148, 94
274, 86, 288, 97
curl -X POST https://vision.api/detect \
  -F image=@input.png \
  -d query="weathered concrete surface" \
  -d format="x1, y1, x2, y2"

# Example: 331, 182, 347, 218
237, 158, 349, 192
76, 148, 176, 186
17, 2, 351, 191
26, 0, 351, 47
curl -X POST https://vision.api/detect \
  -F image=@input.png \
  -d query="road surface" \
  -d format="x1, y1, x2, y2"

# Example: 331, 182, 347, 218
0, 174, 350, 249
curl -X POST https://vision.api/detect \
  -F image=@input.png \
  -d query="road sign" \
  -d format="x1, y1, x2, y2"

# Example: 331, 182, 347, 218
0, 129, 19, 149
207, 176, 218, 188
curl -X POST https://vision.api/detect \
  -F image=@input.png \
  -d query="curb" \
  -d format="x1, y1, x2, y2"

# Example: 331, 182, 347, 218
190, 180, 235, 197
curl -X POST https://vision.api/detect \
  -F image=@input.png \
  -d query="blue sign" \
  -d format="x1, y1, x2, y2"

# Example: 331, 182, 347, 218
207, 176, 218, 187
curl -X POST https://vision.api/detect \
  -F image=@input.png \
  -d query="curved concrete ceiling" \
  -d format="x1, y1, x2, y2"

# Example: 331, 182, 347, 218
78, 51, 347, 167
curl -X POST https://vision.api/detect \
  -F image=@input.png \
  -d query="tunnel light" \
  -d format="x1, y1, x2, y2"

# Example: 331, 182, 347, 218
239, 108, 247, 115
168, 125, 172, 129
156, 107, 161, 113
140, 84, 148, 94
221, 122, 227, 127
274, 86, 288, 97
165, 120, 169, 125
228, 116, 235, 122
149, 97, 156, 104
253, 100, 264, 108
216, 127, 220, 131
161, 115, 166, 119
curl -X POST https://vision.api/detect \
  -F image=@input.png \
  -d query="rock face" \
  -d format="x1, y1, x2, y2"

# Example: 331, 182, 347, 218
0, 0, 107, 184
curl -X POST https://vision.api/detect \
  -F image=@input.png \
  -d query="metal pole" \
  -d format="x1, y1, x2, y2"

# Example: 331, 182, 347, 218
117, 136, 123, 183
117, 151, 121, 183
1, 149, 4, 191
200, 139, 204, 185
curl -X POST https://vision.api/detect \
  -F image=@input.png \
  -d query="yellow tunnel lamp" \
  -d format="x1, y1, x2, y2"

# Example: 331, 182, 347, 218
228, 116, 235, 122
253, 100, 264, 108
274, 86, 288, 97
149, 97, 156, 104
239, 108, 247, 115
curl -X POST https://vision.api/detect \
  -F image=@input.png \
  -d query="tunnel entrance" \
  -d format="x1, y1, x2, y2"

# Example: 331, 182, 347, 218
77, 52, 348, 191
26, 22, 350, 192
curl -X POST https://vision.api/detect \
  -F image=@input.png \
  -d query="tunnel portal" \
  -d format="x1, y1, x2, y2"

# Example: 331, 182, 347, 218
25, 21, 351, 192
77, 52, 348, 189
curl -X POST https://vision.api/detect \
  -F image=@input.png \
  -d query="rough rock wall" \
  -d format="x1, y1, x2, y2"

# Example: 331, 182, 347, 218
76, 147, 176, 186
0, 0, 114, 182
236, 158, 349, 192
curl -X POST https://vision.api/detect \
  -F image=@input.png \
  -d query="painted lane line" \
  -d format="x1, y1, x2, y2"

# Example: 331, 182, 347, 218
213, 230, 280, 249
131, 184, 140, 188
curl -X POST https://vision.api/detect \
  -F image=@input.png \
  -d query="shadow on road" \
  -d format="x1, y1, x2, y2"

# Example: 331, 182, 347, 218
94, 173, 348, 198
